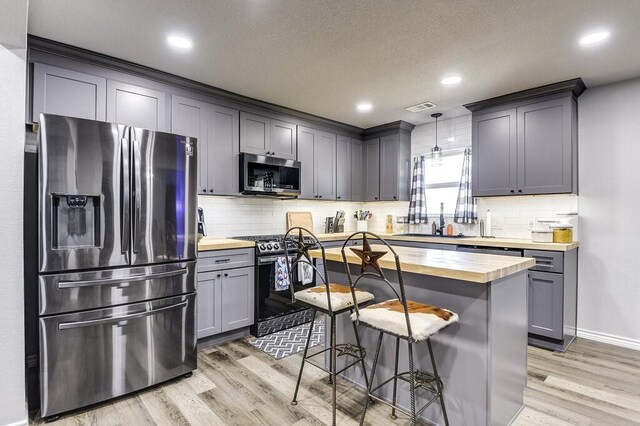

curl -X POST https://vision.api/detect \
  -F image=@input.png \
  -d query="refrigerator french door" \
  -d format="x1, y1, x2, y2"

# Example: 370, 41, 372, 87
36, 114, 198, 419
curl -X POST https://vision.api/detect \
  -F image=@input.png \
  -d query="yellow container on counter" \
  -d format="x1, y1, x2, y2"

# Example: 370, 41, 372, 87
551, 225, 573, 243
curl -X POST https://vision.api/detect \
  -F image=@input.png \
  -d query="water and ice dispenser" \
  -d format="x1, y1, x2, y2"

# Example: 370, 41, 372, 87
51, 194, 100, 249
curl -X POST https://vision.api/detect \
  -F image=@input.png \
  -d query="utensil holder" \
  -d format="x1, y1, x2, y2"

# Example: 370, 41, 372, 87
356, 220, 368, 232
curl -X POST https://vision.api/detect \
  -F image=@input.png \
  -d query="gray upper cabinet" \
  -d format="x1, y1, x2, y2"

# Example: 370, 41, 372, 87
32, 63, 106, 122
172, 95, 210, 194
380, 133, 411, 201
271, 119, 297, 160
466, 80, 584, 197
297, 126, 336, 200
209, 105, 240, 195
517, 97, 574, 195
240, 112, 297, 159
172, 97, 239, 196
107, 80, 167, 131
364, 138, 380, 201
472, 108, 518, 196
336, 135, 352, 201
351, 139, 364, 201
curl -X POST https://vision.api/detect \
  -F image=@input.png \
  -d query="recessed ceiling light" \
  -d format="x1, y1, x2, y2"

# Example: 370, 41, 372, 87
357, 102, 372, 112
579, 30, 610, 46
167, 34, 193, 50
441, 75, 462, 85
447, 137, 456, 142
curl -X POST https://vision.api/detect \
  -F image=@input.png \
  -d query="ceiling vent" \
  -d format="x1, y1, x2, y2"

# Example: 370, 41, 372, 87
405, 101, 437, 113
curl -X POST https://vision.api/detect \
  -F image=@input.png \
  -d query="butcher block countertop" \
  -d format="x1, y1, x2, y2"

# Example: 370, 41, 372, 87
313, 232, 579, 252
309, 244, 536, 283
197, 238, 255, 251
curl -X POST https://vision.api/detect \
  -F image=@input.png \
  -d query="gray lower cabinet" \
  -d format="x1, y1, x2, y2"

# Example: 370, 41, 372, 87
351, 139, 364, 201
32, 63, 107, 122
197, 249, 255, 339
107, 80, 167, 131
172, 96, 239, 195
297, 126, 336, 200
527, 270, 563, 339
364, 138, 380, 201
240, 112, 296, 160
336, 135, 352, 201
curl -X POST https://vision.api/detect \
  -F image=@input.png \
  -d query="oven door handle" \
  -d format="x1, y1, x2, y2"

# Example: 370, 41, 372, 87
257, 255, 297, 265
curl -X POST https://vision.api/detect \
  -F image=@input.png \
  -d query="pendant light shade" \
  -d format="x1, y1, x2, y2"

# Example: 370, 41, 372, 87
431, 113, 443, 163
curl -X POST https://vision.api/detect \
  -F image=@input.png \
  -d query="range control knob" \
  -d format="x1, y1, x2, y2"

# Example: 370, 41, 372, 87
266, 244, 273, 250
259, 244, 266, 251
273, 243, 280, 250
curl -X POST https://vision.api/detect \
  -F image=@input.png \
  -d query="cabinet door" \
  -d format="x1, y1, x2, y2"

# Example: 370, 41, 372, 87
472, 109, 517, 196
240, 112, 270, 155
197, 272, 222, 338
380, 134, 400, 200
517, 97, 573, 194
364, 138, 380, 201
270, 119, 297, 160
209, 105, 240, 195
221, 267, 255, 332
297, 126, 316, 199
107, 80, 167, 131
351, 139, 364, 201
32, 63, 106, 122
171, 95, 210, 194
336, 136, 352, 201
528, 270, 564, 339
315, 131, 337, 200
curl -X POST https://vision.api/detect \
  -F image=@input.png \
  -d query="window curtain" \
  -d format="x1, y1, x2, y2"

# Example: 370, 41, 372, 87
454, 148, 477, 223
408, 156, 428, 224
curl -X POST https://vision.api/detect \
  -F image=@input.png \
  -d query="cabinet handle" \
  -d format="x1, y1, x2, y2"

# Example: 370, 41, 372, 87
393, 196, 397, 200
337, 196, 341, 199
203, 188, 207, 192
216, 274, 221, 278
518, 189, 523, 193
209, 189, 214, 193
510, 190, 515, 193
374, 197, 378, 200
319, 195, 323, 199
224, 273, 228, 277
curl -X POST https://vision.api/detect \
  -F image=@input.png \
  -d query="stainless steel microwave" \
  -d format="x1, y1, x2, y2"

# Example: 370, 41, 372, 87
240, 153, 301, 197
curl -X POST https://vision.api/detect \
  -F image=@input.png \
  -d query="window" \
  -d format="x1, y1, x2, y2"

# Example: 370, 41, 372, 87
422, 150, 465, 216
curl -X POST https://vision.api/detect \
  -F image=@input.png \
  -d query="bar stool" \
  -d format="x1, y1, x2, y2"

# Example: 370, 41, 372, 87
341, 232, 459, 426
284, 227, 375, 426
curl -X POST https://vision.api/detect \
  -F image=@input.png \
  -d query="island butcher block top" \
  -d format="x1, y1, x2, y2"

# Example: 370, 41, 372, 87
310, 244, 536, 283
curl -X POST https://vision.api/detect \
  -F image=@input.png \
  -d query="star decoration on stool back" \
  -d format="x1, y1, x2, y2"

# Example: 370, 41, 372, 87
292, 228, 317, 263
350, 234, 387, 276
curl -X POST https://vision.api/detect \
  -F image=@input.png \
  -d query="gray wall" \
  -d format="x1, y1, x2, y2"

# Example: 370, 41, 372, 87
0, 0, 28, 424
578, 77, 640, 348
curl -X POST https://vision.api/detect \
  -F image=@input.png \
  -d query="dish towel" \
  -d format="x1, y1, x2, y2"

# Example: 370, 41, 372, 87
274, 256, 290, 292
298, 260, 314, 285
408, 156, 428, 224
454, 148, 478, 223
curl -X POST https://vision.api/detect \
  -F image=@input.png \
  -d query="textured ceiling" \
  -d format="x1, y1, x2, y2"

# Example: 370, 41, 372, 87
27, 0, 640, 127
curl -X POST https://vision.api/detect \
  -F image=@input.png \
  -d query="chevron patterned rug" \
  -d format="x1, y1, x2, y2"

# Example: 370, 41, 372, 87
248, 320, 325, 360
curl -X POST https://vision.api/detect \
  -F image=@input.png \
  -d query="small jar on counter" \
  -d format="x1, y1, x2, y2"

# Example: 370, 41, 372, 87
551, 225, 573, 243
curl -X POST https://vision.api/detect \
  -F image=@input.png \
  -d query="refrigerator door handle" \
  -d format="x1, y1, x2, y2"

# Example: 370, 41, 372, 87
57, 300, 189, 330
120, 135, 130, 254
57, 267, 189, 289
132, 138, 141, 254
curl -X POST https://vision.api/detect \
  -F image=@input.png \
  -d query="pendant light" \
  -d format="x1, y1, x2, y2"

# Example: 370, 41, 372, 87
430, 112, 443, 163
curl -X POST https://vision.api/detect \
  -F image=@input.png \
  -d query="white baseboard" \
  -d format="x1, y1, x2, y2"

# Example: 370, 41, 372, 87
5, 418, 28, 426
577, 328, 640, 351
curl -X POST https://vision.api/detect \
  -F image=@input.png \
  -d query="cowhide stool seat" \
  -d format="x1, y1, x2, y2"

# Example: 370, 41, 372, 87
341, 232, 458, 426
284, 228, 374, 426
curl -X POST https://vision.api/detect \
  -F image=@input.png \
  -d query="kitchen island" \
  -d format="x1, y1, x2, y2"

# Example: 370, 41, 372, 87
308, 244, 535, 426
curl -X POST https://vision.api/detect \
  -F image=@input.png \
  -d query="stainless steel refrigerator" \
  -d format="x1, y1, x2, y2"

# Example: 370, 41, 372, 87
36, 114, 198, 419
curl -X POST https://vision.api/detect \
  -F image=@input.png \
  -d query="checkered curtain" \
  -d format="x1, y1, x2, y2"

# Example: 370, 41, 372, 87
454, 148, 477, 223
408, 156, 428, 224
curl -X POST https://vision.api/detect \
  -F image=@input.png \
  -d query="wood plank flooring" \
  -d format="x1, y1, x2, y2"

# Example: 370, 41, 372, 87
30, 338, 640, 425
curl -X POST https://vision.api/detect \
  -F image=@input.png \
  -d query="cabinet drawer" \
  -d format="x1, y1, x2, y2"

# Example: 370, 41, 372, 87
524, 250, 563, 273
197, 248, 254, 272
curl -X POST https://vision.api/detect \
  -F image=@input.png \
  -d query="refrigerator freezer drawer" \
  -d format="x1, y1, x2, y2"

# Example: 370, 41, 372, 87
39, 293, 196, 418
39, 261, 196, 315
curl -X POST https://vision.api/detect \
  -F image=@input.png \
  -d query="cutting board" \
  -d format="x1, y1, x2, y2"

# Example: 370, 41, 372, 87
287, 211, 313, 231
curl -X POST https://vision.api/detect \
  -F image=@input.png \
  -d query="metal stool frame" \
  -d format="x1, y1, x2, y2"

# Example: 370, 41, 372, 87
341, 231, 451, 426
284, 227, 371, 426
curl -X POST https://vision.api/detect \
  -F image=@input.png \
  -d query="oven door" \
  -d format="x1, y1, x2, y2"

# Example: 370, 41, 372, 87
256, 255, 314, 322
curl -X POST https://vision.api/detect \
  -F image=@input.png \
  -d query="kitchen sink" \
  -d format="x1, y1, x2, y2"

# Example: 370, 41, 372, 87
392, 233, 473, 239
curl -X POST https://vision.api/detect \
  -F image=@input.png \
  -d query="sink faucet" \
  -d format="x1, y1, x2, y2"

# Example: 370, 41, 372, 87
437, 202, 445, 236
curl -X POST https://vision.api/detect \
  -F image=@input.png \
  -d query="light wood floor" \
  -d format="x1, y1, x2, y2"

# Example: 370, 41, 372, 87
31, 337, 640, 425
